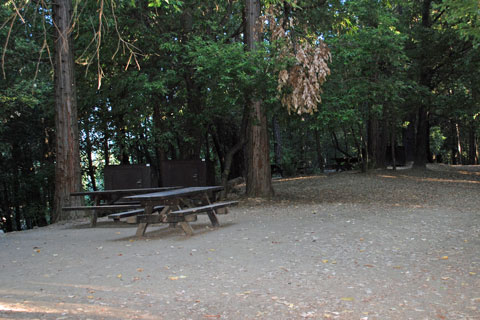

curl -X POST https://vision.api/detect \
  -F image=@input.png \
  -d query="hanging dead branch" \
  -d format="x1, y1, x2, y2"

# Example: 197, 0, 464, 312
75, 0, 142, 89
2, 0, 142, 88
263, 5, 331, 115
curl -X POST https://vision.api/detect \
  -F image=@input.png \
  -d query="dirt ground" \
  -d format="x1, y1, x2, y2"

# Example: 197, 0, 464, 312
1, 164, 479, 320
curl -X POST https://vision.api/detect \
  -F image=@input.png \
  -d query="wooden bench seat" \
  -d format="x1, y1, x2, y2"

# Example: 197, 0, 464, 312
137, 201, 238, 234
62, 204, 142, 211
136, 212, 198, 224
108, 205, 165, 222
169, 201, 238, 215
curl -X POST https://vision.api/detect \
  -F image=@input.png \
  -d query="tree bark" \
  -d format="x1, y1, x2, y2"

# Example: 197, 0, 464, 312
413, 0, 433, 168
245, 0, 273, 197
414, 105, 429, 167
391, 121, 396, 170
85, 129, 97, 191
52, 0, 83, 222
456, 123, 463, 164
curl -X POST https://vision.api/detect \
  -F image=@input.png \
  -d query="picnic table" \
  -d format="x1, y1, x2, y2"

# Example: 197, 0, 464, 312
122, 186, 238, 237
63, 187, 180, 227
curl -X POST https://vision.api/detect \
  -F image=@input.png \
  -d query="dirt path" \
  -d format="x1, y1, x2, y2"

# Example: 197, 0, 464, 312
1, 164, 479, 319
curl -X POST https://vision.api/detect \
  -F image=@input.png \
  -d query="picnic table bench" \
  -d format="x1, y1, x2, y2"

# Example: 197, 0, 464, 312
108, 205, 165, 222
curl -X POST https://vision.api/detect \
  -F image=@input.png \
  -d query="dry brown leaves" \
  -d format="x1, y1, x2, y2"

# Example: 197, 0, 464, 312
262, 6, 331, 115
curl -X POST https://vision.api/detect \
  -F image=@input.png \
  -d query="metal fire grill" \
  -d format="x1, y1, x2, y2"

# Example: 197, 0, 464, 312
104, 161, 215, 189
159, 160, 213, 187
104, 165, 158, 190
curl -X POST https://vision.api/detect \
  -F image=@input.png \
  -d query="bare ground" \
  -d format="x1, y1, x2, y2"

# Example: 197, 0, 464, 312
0, 164, 479, 320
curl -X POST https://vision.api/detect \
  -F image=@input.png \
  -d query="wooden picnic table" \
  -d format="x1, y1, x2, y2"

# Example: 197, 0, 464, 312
63, 187, 180, 227
124, 186, 237, 237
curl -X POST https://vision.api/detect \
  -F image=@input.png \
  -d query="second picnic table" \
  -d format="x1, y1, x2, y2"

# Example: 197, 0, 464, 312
64, 187, 179, 227
123, 186, 237, 237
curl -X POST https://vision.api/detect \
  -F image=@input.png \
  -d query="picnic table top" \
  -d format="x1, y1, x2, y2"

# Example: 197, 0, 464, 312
70, 186, 180, 197
125, 186, 223, 201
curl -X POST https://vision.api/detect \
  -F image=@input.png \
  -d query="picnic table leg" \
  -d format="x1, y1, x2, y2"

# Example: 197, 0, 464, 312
178, 222, 194, 236
206, 209, 220, 227
200, 193, 220, 227
90, 195, 101, 227
136, 203, 153, 237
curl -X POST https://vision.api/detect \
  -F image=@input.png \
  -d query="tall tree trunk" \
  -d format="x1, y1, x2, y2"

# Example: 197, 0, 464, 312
450, 120, 458, 164
245, 0, 273, 197
52, 0, 83, 222
414, 105, 429, 167
414, 0, 433, 168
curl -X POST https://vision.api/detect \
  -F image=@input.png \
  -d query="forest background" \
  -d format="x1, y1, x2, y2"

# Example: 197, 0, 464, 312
0, 0, 479, 232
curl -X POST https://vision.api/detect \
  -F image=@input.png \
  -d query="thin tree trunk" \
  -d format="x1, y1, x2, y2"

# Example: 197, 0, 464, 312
245, 0, 273, 197
220, 105, 249, 198
456, 123, 462, 164
85, 129, 97, 191
210, 126, 226, 173
450, 121, 457, 164
391, 121, 396, 170
356, 123, 368, 172
468, 124, 476, 164
1, 182, 14, 232
52, 0, 83, 221
332, 131, 352, 158
11, 145, 22, 231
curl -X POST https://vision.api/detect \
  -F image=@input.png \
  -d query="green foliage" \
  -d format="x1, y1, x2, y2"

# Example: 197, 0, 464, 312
430, 125, 446, 156
435, 0, 480, 45
148, 0, 183, 11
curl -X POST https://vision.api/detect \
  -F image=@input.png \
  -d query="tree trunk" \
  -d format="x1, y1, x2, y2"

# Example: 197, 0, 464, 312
391, 121, 396, 170
219, 104, 249, 199
1, 182, 14, 232
52, 0, 83, 222
245, 0, 273, 197
413, 0, 433, 168
404, 112, 416, 163
450, 120, 457, 164
414, 105, 429, 167
367, 114, 388, 168
456, 123, 463, 164
468, 124, 477, 164
246, 100, 272, 197
85, 129, 97, 191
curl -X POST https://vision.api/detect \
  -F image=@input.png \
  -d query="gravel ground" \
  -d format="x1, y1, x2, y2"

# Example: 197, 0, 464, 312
1, 164, 479, 320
